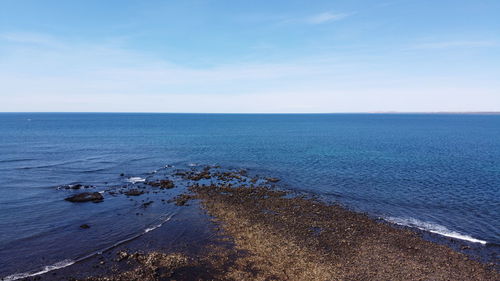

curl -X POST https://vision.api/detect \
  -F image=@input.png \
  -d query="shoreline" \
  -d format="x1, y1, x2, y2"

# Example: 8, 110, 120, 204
9, 166, 500, 280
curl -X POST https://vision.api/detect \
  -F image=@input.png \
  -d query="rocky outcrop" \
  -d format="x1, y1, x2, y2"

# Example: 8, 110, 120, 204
124, 189, 144, 196
266, 177, 280, 183
65, 192, 103, 203
147, 180, 175, 189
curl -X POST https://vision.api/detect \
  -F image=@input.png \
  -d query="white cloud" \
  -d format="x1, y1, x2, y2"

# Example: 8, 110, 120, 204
1, 33, 499, 113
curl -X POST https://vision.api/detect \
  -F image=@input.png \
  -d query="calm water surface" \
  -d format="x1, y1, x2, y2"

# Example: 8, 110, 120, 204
0, 113, 499, 278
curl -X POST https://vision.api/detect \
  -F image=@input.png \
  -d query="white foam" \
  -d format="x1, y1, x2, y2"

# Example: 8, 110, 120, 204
126, 177, 146, 184
145, 224, 160, 233
144, 214, 174, 233
1, 214, 176, 280
3, 259, 75, 281
386, 217, 487, 245
188, 163, 198, 167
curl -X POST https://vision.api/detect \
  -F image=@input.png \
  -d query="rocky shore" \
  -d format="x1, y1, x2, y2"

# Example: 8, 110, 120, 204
18, 166, 499, 281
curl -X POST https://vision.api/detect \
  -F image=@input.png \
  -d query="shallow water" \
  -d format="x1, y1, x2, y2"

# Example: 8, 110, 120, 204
0, 113, 499, 278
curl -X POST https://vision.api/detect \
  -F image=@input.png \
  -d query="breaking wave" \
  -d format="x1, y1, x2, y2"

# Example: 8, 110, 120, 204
126, 177, 146, 183
386, 217, 487, 245
2, 214, 175, 280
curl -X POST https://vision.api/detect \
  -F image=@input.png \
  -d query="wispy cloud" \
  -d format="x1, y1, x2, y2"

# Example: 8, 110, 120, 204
305, 12, 351, 24
251, 11, 352, 26
0, 32, 65, 48
411, 40, 499, 50
1, 32, 498, 113
0, 32, 349, 97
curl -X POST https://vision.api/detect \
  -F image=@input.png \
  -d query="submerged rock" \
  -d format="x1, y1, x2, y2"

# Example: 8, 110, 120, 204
147, 179, 175, 189
141, 201, 154, 208
266, 177, 280, 183
65, 192, 103, 203
124, 189, 144, 196
60, 184, 94, 190
170, 194, 193, 206
182, 170, 212, 181
116, 251, 129, 262
80, 224, 90, 229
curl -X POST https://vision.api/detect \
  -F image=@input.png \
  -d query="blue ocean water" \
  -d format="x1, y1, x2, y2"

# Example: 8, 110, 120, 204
0, 113, 499, 278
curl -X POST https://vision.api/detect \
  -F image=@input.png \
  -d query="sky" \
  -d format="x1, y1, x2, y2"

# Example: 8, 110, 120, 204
0, 0, 499, 113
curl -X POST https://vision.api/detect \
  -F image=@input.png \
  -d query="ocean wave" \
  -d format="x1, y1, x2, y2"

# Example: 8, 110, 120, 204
386, 217, 487, 245
14, 160, 81, 170
1, 214, 175, 281
0, 158, 36, 164
126, 177, 146, 183
80, 167, 110, 173
145, 223, 162, 233
2, 259, 75, 281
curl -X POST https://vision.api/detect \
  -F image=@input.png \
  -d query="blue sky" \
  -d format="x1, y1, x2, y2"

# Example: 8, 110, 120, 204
0, 0, 499, 112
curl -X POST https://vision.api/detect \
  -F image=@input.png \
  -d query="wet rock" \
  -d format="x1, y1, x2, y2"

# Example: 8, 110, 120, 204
116, 251, 129, 261
266, 177, 280, 183
141, 201, 154, 208
124, 189, 144, 196
80, 224, 90, 229
170, 194, 193, 206
174, 171, 187, 177
61, 184, 94, 190
147, 179, 175, 189
65, 192, 103, 203
214, 171, 244, 181
188, 171, 211, 181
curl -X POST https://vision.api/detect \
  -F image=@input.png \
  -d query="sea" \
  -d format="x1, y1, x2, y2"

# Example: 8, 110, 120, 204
0, 113, 499, 279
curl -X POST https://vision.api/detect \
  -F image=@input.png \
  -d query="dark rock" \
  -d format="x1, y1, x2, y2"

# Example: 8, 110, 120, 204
69, 184, 94, 189
80, 224, 90, 229
120, 173, 125, 177
266, 177, 280, 183
141, 201, 154, 208
117, 251, 129, 261
147, 179, 175, 189
170, 194, 193, 206
187, 171, 211, 181
124, 189, 144, 196
65, 192, 103, 203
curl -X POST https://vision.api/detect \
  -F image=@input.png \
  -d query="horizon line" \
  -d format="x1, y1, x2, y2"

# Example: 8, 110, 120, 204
0, 111, 499, 115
